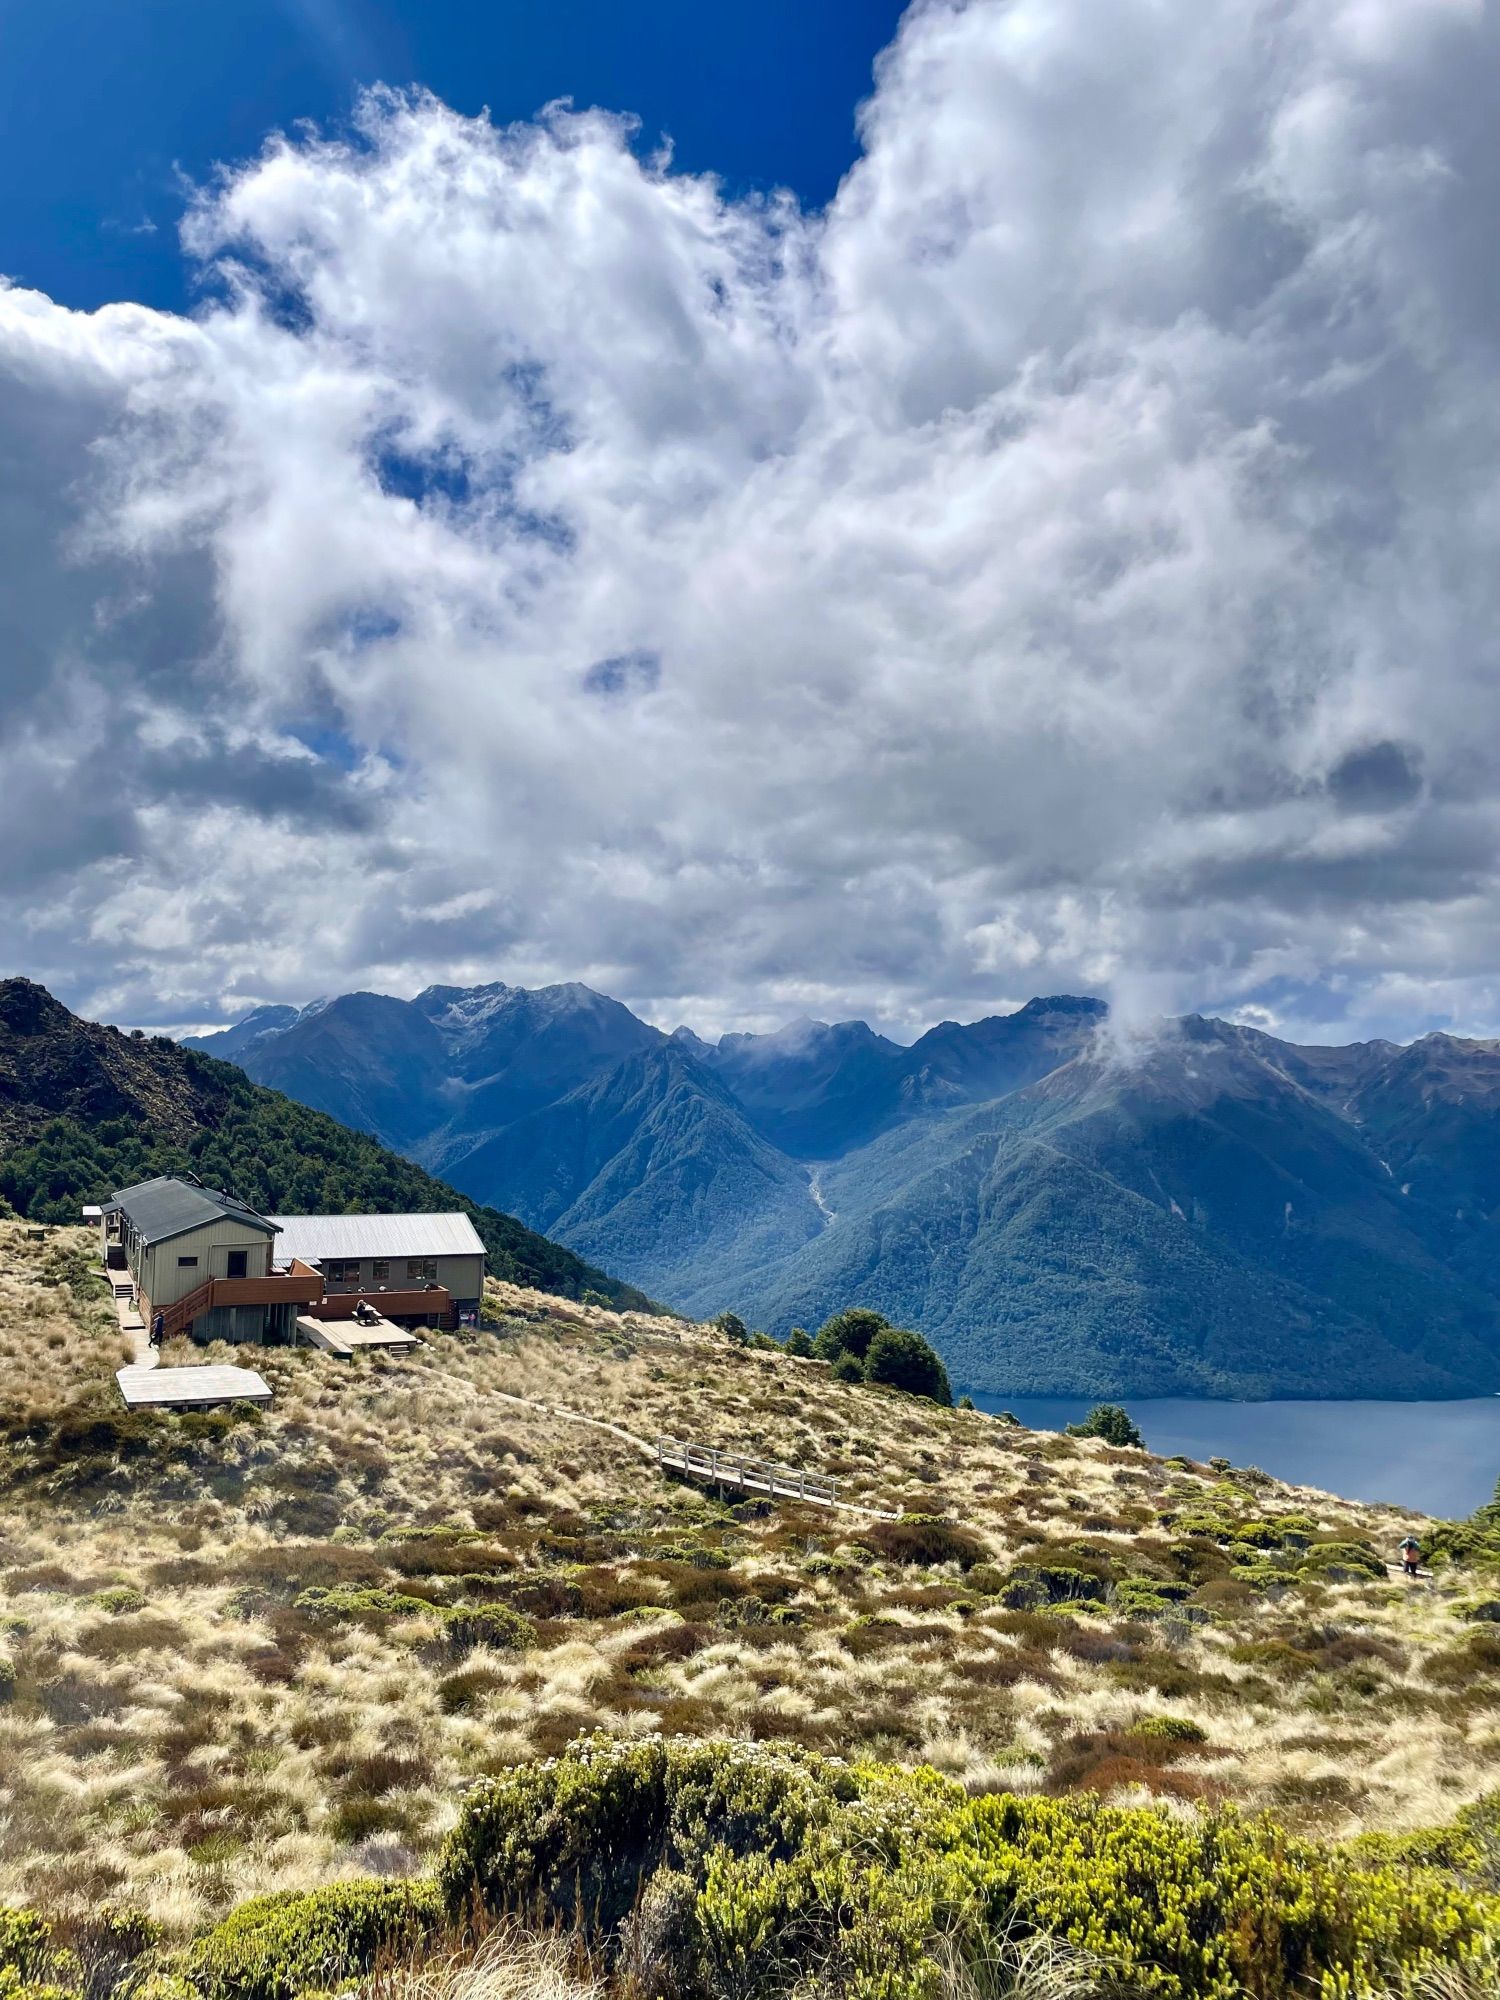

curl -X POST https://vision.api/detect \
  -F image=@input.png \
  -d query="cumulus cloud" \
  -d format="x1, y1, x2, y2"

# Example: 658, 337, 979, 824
3, 0, 1500, 1044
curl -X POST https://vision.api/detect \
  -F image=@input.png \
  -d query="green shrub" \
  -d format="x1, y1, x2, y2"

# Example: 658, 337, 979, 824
1129, 1715, 1208, 1745
439, 1738, 1499, 2000
0, 1913, 52, 1986
0, 1977, 77, 2000
1111, 1578, 1179, 1616
88, 1585, 148, 1616
1065, 1404, 1145, 1448
863, 1326, 952, 1406
127, 1979, 197, 2000
1346, 1794, 1500, 1894
1296, 1542, 1386, 1584
812, 1308, 890, 1362
185, 1880, 442, 2000
443, 1603, 535, 1654
1003, 1563, 1105, 1607
291, 1585, 437, 1626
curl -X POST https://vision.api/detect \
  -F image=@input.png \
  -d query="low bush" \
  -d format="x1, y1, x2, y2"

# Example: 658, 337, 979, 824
1129, 1714, 1208, 1746
438, 1737, 1500, 2000
185, 1880, 442, 2000
1347, 1794, 1500, 1893
443, 1604, 536, 1654
1111, 1578, 1186, 1616
1295, 1541, 1386, 1583
857, 1515, 987, 1570
292, 1585, 438, 1627
86, 1585, 148, 1616
0, 1911, 52, 1985
1003, 1563, 1106, 1607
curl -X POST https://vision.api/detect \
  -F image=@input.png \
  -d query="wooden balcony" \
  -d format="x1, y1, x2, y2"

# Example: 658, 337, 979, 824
209, 1271, 325, 1310
154, 1266, 324, 1339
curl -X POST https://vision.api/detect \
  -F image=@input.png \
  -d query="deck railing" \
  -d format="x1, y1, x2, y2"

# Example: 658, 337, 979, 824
656, 1436, 838, 1506
153, 1270, 323, 1340
312, 1287, 454, 1326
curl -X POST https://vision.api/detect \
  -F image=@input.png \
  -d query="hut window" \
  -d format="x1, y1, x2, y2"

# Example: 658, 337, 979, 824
177, 1255, 199, 1268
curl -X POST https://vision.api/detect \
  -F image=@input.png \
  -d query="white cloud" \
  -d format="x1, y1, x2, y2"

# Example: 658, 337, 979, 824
3, 0, 1500, 1045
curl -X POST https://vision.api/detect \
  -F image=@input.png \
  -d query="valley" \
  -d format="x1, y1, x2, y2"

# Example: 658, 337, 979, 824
191, 984, 1500, 1400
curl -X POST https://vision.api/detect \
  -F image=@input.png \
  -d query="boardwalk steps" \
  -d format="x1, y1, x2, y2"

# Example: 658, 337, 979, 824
657, 1436, 838, 1507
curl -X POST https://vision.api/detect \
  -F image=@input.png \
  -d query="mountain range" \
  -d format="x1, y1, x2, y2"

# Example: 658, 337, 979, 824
185, 982, 1500, 1399
0, 978, 655, 1312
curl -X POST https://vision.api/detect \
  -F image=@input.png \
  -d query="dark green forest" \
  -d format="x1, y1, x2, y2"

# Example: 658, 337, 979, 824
0, 1049, 657, 1313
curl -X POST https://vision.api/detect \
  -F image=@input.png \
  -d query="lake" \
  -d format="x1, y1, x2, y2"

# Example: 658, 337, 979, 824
962, 1391, 1500, 1518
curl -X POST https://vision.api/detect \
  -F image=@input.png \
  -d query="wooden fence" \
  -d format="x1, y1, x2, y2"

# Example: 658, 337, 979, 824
656, 1436, 838, 1507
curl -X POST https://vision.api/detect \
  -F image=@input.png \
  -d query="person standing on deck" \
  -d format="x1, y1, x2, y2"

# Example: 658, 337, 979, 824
151, 1309, 164, 1349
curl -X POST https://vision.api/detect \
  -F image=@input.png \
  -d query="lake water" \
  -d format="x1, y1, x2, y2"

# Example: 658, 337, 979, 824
962, 1391, 1500, 1518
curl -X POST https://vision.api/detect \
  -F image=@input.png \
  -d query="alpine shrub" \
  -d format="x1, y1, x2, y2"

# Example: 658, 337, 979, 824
443, 1603, 536, 1653
438, 1738, 1500, 2000
185, 1880, 442, 2000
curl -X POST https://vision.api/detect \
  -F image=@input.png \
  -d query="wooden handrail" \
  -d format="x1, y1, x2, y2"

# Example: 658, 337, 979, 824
657, 1435, 840, 1507
158, 1279, 215, 1342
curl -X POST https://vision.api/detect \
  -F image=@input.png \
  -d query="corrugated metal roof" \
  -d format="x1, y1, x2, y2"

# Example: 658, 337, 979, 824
110, 1176, 278, 1247
267, 1212, 487, 1263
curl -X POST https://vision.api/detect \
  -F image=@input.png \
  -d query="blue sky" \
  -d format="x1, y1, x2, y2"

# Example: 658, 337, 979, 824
3, 0, 1499, 1046
0, 0, 904, 312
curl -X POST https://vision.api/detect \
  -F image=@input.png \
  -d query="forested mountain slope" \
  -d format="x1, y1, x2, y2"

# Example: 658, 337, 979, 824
731, 1017, 1500, 1396
0, 979, 655, 1310
184, 979, 1500, 1397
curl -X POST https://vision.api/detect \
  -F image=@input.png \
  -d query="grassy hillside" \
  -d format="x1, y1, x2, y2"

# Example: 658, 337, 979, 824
0, 979, 657, 1312
4, 1219, 1500, 1981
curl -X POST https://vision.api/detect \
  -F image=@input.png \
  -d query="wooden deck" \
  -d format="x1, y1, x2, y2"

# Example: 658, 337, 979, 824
296, 1313, 420, 1357
656, 1436, 839, 1506
117, 1365, 272, 1410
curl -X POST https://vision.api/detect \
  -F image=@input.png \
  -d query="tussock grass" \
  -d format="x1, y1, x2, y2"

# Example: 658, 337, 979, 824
359, 1930, 600, 2000
0, 1220, 1496, 1934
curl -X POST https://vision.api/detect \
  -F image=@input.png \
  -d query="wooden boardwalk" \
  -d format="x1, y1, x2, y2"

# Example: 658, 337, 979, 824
657, 1436, 839, 1507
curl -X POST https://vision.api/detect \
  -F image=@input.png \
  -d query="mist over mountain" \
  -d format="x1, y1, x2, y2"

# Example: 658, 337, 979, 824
187, 982, 1500, 1398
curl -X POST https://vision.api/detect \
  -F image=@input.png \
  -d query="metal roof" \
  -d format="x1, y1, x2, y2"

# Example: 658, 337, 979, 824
266, 1212, 487, 1264
109, 1176, 278, 1248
